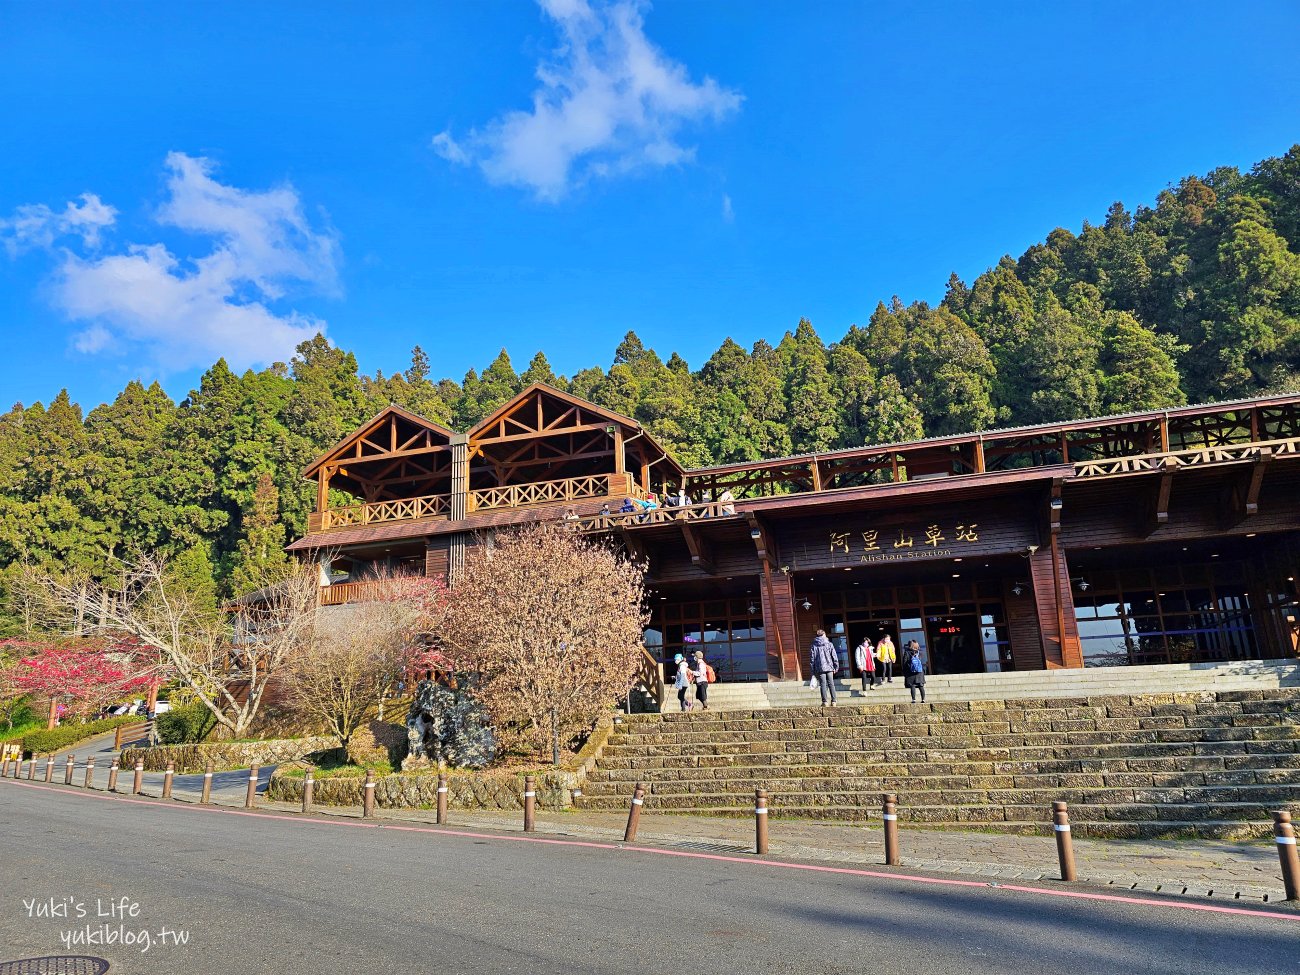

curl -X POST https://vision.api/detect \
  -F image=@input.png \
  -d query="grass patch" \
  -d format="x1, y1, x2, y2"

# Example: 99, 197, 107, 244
277, 750, 397, 779
0, 717, 46, 744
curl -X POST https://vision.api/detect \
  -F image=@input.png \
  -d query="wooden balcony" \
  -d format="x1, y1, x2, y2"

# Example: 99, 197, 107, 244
318, 580, 389, 606
574, 499, 737, 532
467, 472, 647, 513
307, 493, 450, 534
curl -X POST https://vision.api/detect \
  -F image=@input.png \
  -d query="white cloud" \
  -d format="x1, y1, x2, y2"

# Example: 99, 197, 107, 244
434, 0, 741, 200
0, 193, 117, 256
2, 154, 339, 372
721, 193, 734, 223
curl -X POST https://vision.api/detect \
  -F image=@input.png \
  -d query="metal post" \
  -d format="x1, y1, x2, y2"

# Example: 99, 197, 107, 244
106, 759, 118, 792
84, 757, 95, 789
1274, 810, 1300, 901
27, 757, 36, 780
64, 755, 75, 785
200, 762, 213, 804
1054, 801, 1077, 882
302, 766, 314, 814
755, 788, 769, 854
132, 760, 144, 796
44, 758, 54, 783
162, 761, 174, 800
523, 775, 537, 832
436, 772, 448, 825
245, 764, 259, 809
624, 782, 645, 843
362, 768, 376, 818
1, 755, 8, 777
883, 793, 900, 866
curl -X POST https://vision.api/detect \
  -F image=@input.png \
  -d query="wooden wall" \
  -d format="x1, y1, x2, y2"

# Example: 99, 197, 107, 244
1028, 548, 1083, 668
759, 570, 803, 680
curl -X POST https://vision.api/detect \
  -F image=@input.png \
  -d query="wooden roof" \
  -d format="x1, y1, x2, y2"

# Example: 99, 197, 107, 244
303, 404, 456, 479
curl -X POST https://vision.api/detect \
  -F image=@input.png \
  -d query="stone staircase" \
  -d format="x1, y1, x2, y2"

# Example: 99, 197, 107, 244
579, 687, 1300, 839
700, 659, 1300, 712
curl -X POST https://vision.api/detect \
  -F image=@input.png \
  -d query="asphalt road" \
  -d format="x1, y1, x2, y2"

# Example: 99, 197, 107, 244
1, 780, 1297, 975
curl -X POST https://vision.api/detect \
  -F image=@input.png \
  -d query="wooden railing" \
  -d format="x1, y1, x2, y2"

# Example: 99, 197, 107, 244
574, 499, 736, 532
318, 581, 389, 606
1073, 437, 1300, 479
631, 647, 665, 712
312, 493, 450, 532
469, 472, 640, 513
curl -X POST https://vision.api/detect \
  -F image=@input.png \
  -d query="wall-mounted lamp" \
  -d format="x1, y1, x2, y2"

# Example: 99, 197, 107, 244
780, 565, 791, 575
800, 598, 812, 611
1011, 583, 1024, 597
747, 603, 758, 615
1026, 544, 1039, 556
749, 527, 763, 540
1050, 497, 1063, 510
604, 425, 617, 436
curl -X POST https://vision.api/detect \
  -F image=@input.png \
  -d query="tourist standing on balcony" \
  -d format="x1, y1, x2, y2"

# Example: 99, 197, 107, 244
809, 630, 839, 707
875, 633, 897, 683
673, 653, 693, 712
853, 637, 876, 692
903, 640, 927, 703
691, 650, 712, 710
717, 488, 736, 515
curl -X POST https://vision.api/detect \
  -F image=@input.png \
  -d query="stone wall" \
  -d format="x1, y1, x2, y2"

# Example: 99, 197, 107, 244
121, 736, 338, 773
268, 766, 582, 810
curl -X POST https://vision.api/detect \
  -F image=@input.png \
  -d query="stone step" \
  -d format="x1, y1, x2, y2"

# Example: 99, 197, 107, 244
585, 769, 1294, 795
695, 659, 1300, 712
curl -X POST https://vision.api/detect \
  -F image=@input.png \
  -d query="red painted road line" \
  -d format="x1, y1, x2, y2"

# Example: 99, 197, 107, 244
6, 779, 1299, 923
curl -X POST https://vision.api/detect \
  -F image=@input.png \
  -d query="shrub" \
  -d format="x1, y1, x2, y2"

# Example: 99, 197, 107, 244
155, 701, 217, 745
22, 715, 137, 755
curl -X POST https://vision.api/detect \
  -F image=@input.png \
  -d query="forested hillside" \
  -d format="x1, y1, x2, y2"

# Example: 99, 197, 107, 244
2, 145, 1298, 612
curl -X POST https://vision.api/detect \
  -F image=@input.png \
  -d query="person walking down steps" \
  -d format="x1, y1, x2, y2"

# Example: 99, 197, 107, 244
853, 635, 876, 692
809, 629, 840, 707
903, 640, 927, 703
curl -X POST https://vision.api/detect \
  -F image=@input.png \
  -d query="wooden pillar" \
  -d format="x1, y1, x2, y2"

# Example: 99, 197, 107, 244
810, 460, 823, 492
640, 461, 651, 492
759, 571, 800, 681
612, 427, 625, 475
448, 434, 470, 586
1159, 416, 1170, 453
1028, 548, 1083, 668
316, 467, 329, 513
973, 438, 986, 474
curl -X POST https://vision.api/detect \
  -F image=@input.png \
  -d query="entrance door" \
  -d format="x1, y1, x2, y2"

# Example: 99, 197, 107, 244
926, 614, 984, 674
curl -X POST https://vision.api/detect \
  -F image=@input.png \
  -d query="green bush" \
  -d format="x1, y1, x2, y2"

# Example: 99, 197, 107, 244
22, 715, 138, 755
155, 701, 217, 745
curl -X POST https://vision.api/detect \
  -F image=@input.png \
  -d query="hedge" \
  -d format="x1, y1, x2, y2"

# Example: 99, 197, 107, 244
22, 716, 139, 755
155, 701, 217, 745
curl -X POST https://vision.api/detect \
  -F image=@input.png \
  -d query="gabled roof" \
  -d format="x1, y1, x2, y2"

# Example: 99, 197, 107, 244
303, 404, 456, 478
466, 382, 643, 439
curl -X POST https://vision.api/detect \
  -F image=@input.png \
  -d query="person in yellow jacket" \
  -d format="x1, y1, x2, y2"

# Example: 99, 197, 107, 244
875, 633, 897, 684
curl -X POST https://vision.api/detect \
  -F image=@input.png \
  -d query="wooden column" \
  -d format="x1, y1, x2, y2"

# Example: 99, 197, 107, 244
612, 427, 625, 475
759, 571, 801, 681
973, 438, 986, 474
316, 467, 329, 514
448, 434, 470, 584
1027, 548, 1083, 668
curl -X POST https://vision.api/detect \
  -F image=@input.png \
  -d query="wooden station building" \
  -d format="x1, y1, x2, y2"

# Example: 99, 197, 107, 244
287, 384, 1300, 684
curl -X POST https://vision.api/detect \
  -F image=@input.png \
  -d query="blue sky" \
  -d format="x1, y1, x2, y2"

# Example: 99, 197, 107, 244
2, 1, 1299, 410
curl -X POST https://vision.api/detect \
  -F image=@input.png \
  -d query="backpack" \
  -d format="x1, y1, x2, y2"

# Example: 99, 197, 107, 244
907, 653, 924, 675
705, 663, 717, 683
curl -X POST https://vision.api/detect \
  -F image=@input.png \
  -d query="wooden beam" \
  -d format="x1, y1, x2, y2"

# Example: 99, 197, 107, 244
1145, 457, 1175, 536
618, 528, 648, 564
471, 421, 613, 447
1222, 448, 1272, 527
680, 523, 715, 575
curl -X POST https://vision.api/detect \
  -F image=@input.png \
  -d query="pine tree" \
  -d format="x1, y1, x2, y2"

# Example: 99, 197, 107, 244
230, 472, 291, 595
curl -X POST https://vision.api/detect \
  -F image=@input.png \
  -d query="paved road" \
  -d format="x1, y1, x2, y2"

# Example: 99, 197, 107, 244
1, 780, 1296, 975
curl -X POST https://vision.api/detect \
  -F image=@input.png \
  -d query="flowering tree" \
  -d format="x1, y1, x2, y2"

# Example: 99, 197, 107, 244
434, 521, 647, 761
2, 635, 157, 722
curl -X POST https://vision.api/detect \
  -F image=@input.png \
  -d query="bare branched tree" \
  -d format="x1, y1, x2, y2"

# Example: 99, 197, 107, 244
436, 521, 648, 761
291, 573, 448, 755
25, 554, 320, 739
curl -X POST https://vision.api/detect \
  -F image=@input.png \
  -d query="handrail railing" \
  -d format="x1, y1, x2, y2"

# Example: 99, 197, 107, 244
574, 500, 737, 532
631, 647, 665, 712
469, 472, 639, 513
1073, 436, 1300, 479
314, 493, 450, 532
318, 580, 392, 606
